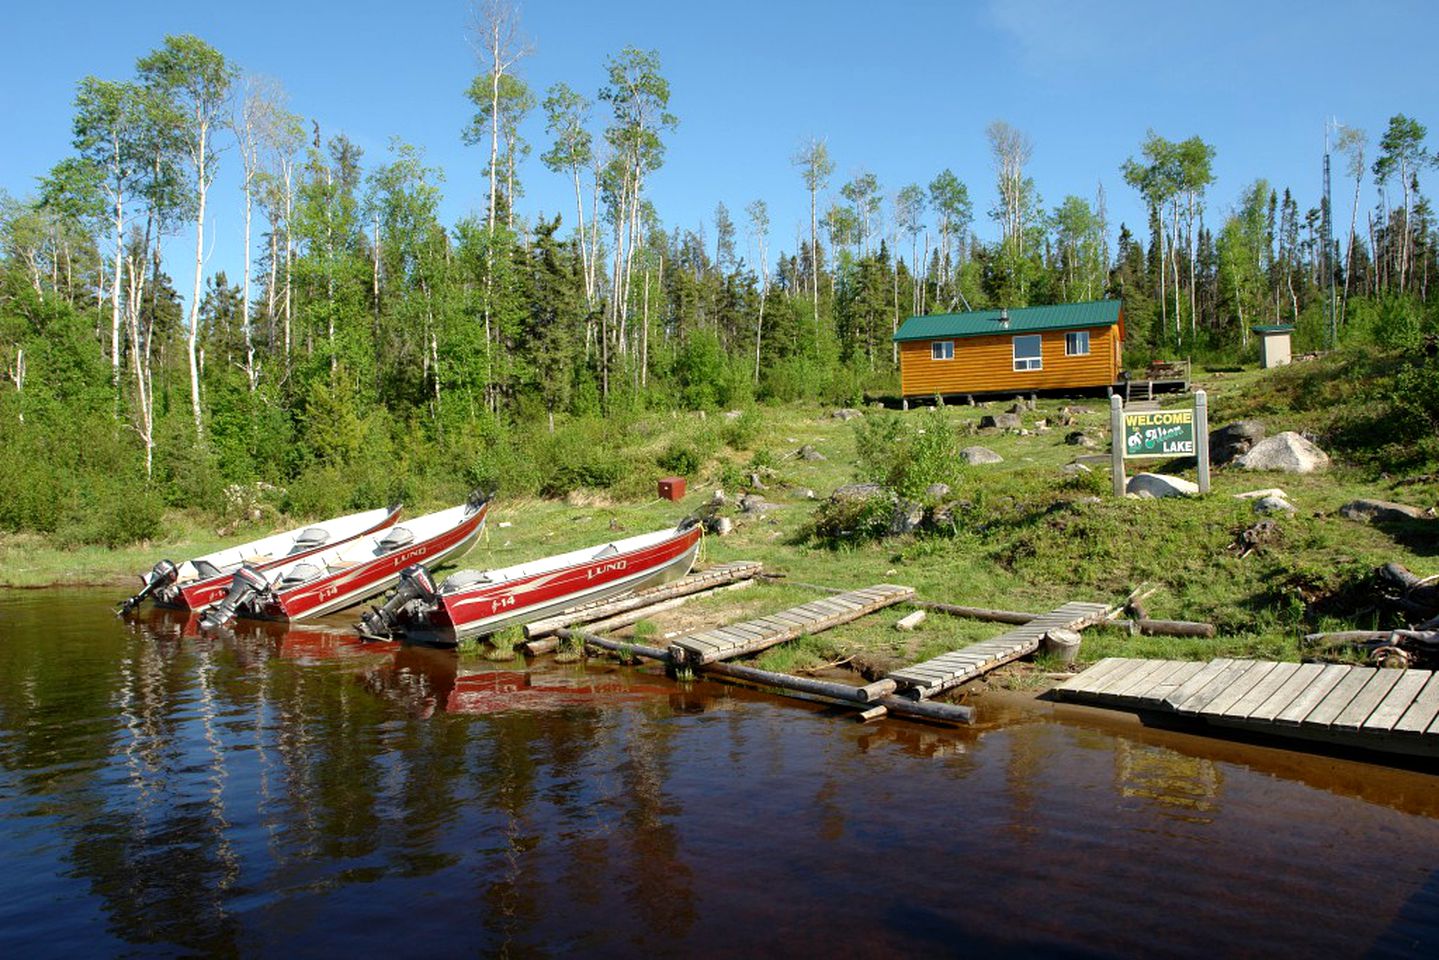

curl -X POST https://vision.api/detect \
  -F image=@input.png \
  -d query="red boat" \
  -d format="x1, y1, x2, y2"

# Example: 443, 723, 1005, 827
200, 495, 490, 629
357, 520, 702, 644
119, 504, 402, 614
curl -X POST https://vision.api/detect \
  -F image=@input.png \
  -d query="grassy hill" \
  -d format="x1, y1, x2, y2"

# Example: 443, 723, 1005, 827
4, 346, 1436, 680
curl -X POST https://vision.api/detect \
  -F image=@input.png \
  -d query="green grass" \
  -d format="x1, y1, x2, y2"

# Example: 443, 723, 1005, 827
9, 362, 1437, 681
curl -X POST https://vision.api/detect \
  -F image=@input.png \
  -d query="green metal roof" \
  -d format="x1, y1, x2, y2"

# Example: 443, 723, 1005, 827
892, 300, 1123, 342
1251, 324, 1294, 334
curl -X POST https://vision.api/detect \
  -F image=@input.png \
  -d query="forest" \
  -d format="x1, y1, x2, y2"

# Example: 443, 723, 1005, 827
1, 4, 1437, 548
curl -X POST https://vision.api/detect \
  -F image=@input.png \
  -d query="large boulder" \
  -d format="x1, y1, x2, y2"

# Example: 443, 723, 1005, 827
797, 444, 827, 462
830, 408, 864, 421
1253, 495, 1296, 515
978, 415, 999, 430
890, 499, 925, 535
1339, 499, 1430, 524
1127, 473, 1199, 499
995, 412, 1023, 430
960, 446, 1003, 465
925, 482, 952, 499
1065, 431, 1097, 448
1210, 420, 1266, 465
1235, 432, 1330, 473
830, 482, 887, 502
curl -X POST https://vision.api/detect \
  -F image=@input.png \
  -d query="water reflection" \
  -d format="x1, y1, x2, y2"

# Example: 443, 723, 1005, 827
0, 589, 1436, 957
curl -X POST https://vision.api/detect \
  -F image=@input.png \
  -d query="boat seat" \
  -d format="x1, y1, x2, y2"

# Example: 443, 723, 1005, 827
377, 527, 415, 553
288, 527, 331, 553
277, 563, 322, 590
193, 560, 224, 580
442, 569, 492, 593
242, 553, 272, 565
593, 544, 620, 559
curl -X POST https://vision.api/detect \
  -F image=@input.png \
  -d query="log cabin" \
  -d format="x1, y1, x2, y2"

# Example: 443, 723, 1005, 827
893, 300, 1124, 402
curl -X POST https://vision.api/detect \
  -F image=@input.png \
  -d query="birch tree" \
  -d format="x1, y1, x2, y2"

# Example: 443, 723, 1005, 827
1335, 124, 1366, 322
745, 198, 769, 381
792, 137, 833, 326
229, 74, 284, 390
468, 0, 530, 235
540, 82, 597, 303
138, 35, 235, 437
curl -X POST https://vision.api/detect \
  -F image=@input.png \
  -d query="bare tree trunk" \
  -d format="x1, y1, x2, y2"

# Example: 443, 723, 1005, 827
240, 167, 256, 389
187, 120, 209, 438
110, 178, 124, 387
571, 165, 591, 304
283, 159, 294, 367
809, 183, 819, 330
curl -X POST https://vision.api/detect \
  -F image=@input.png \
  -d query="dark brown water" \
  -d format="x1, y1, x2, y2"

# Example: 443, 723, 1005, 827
1, 588, 1437, 958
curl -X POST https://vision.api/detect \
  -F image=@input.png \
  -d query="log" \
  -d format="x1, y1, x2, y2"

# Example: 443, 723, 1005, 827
914, 602, 1034, 625
1130, 618, 1216, 638
875, 695, 974, 725
1304, 629, 1439, 646
857, 705, 888, 722
523, 637, 559, 656
895, 610, 927, 631
579, 579, 756, 636
858, 678, 899, 701
557, 627, 672, 664
524, 564, 762, 637
700, 660, 875, 703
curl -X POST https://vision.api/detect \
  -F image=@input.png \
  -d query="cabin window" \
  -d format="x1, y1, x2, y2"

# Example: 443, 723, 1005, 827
930, 340, 954, 361
1065, 331, 1091, 356
1012, 335, 1042, 371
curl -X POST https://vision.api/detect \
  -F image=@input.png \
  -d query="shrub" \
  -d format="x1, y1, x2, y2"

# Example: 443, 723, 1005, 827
853, 408, 961, 500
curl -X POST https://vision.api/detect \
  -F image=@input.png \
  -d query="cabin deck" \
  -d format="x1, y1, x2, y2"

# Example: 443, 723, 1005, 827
886, 601, 1110, 698
1055, 657, 1439, 758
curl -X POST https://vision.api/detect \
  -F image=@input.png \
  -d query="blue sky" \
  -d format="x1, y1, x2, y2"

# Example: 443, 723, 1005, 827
2, 0, 1436, 296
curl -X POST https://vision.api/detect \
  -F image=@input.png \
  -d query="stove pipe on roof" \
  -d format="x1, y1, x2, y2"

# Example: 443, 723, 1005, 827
998, 307, 1009, 328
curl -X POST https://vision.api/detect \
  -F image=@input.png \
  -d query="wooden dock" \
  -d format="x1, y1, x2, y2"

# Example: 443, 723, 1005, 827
1056, 657, 1439, 758
523, 561, 763, 638
886, 601, 1110, 698
667, 584, 914, 667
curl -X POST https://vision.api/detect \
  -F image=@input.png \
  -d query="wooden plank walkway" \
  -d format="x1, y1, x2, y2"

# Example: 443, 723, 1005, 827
523, 561, 763, 638
1056, 658, 1439, 758
887, 601, 1110, 699
667, 584, 914, 666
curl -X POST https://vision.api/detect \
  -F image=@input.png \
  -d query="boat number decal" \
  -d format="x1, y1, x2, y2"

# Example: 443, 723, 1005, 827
490, 595, 517, 614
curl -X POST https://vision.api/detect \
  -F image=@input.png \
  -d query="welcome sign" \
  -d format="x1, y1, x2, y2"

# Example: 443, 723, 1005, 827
1123, 409, 1196, 458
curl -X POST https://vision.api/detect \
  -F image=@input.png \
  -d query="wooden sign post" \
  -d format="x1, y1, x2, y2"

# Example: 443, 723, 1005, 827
1110, 389, 1210, 497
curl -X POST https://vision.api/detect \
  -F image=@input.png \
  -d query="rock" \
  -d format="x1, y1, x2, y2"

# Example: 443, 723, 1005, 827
1253, 495, 1296, 515
895, 610, 927, 631
1007, 402, 1026, 414
1060, 462, 1092, 475
795, 488, 817, 500
890, 500, 925, 535
1211, 420, 1266, 465
1339, 499, 1430, 524
707, 516, 733, 536
723, 409, 744, 421
1061, 405, 1091, 416
1234, 488, 1287, 501
1235, 431, 1330, 473
831, 482, 887, 502
797, 444, 827, 462
995, 412, 1023, 429
960, 446, 1003, 465
1065, 431, 1097, 448
1126, 473, 1199, 499
978, 415, 999, 430
748, 473, 767, 491
831, 408, 864, 421
925, 483, 952, 499
1034, 418, 1049, 431
1028, 394, 1038, 411
739, 494, 773, 515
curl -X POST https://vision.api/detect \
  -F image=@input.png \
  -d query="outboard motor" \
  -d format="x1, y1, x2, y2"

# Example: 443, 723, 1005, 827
118, 559, 179, 615
359, 564, 437, 639
200, 565, 270, 630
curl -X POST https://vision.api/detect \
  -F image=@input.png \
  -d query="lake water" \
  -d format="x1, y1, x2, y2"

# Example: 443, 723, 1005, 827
1, 588, 1436, 957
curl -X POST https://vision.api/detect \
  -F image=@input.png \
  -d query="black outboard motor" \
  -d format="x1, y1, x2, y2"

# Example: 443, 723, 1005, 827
118, 559, 179, 615
200, 565, 270, 630
359, 564, 437, 639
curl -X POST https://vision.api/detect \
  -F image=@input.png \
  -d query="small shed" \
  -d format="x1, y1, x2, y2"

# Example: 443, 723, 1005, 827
892, 300, 1124, 401
1253, 325, 1294, 369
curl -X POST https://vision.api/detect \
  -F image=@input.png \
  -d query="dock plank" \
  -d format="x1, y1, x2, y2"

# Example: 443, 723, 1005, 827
1301, 668, 1376, 728
1332, 670, 1405, 731
1273, 664, 1352, 725
1361, 670, 1431, 732
1215, 662, 1300, 719
1126, 661, 1205, 705
1393, 674, 1439, 735
1173, 661, 1253, 713
1200, 662, 1281, 717
1057, 658, 1137, 695
1162, 659, 1237, 710
1246, 663, 1328, 722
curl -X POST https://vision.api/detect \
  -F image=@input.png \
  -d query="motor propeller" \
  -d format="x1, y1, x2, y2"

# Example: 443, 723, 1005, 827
358, 564, 437, 639
199, 564, 271, 630
117, 559, 179, 616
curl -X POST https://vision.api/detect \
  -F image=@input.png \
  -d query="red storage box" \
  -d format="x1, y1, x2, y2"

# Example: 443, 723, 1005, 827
658, 476, 686, 501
